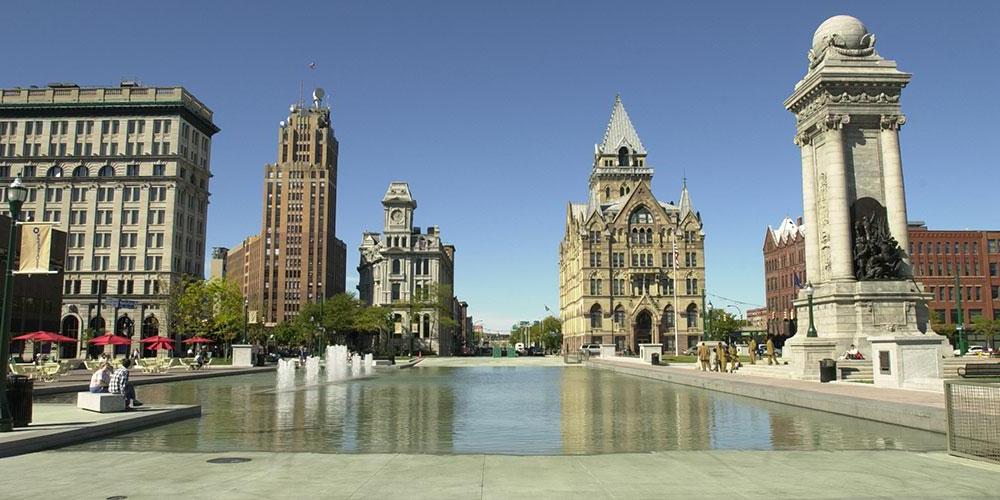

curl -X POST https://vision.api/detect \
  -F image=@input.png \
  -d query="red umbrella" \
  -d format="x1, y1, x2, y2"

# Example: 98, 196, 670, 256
12, 331, 77, 343
140, 336, 174, 344
89, 333, 133, 346
145, 340, 175, 351
182, 336, 213, 344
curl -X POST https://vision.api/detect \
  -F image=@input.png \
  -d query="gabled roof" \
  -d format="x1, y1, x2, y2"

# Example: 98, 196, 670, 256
382, 181, 416, 207
598, 95, 646, 155
765, 216, 806, 247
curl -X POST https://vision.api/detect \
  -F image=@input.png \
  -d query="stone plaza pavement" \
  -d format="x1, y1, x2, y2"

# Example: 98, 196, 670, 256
2, 449, 999, 499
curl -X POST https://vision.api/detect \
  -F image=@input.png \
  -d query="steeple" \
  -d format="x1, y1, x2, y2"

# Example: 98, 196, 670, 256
679, 178, 695, 221
598, 94, 646, 155
589, 95, 653, 202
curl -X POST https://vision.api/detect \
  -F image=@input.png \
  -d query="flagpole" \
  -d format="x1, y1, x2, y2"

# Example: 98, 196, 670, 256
672, 230, 679, 356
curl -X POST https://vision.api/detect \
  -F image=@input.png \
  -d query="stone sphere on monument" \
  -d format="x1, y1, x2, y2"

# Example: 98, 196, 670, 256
812, 15, 869, 51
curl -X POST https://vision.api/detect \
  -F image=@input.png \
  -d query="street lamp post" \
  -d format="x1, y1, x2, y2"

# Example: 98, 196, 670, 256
0, 177, 30, 432
727, 304, 742, 344
706, 301, 713, 341
242, 299, 248, 344
804, 283, 817, 338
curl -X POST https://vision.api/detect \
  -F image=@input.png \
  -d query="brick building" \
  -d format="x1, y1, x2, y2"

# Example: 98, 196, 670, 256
763, 217, 1000, 341
762, 217, 805, 337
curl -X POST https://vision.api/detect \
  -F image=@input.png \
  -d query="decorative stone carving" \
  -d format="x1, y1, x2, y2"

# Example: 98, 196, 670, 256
817, 173, 831, 274
879, 114, 906, 130
818, 114, 850, 132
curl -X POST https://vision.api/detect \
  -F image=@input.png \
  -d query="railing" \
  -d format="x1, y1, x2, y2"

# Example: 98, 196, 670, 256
944, 379, 1000, 464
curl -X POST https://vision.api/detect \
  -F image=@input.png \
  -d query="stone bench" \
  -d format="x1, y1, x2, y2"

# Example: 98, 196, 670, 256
76, 392, 126, 413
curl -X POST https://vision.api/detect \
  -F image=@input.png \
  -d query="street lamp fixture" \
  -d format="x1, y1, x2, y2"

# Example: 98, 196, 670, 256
804, 282, 817, 338
706, 301, 713, 341
0, 176, 30, 432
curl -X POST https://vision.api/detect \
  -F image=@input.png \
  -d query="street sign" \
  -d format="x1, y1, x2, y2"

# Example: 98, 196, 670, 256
108, 298, 139, 309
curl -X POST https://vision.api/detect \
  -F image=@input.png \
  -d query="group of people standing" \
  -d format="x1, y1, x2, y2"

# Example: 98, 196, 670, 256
695, 335, 779, 373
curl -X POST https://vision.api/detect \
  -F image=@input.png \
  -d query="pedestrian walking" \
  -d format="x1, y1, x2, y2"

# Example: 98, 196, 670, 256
748, 337, 758, 365
766, 336, 777, 365
697, 342, 710, 371
728, 343, 739, 373
709, 345, 718, 372
718, 342, 728, 373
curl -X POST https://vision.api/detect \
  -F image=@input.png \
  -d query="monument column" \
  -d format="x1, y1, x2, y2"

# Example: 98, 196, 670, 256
880, 114, 912, 276
820, 114, 854, 282
795, 133, 820, 283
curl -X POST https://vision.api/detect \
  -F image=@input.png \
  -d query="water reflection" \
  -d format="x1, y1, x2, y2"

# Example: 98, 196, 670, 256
57, 367, 944, 455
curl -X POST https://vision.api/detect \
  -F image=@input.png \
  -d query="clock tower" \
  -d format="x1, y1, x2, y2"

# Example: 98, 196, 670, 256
383, 181, 416, 234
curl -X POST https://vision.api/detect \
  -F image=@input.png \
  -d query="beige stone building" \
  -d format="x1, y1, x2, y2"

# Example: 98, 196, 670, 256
560, 96, 706, 354
358, 182, 457, 355
225, 93, 347, 326
0, 82, 217, 356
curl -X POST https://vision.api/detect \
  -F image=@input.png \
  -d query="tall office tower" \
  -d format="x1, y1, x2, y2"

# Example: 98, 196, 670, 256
0, 82, 218, 355
228, 90, 346, 326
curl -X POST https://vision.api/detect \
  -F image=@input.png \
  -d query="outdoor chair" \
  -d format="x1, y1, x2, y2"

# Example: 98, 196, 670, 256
180, 357, 198, 370
158, 358, 177, 373
38, 363, 62, 382
84, 360, 101, 371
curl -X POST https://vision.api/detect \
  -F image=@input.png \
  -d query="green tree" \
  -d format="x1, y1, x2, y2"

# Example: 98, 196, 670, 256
705, 309, 740, 341
971, 317, 1000, 350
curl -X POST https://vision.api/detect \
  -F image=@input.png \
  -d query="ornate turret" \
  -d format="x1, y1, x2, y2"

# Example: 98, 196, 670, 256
589, 95, 653, 203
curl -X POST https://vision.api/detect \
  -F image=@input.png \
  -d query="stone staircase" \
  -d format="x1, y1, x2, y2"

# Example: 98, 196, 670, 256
942, 357, 999, 379
836, 359, 873, 383
732, 363, 795, 379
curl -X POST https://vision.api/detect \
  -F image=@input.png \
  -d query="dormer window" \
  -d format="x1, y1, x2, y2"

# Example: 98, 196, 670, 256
618, 147, 629, 166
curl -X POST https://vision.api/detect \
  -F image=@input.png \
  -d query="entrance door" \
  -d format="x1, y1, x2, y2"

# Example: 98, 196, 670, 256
60, 316, 79, 358
634, 310, 652, 350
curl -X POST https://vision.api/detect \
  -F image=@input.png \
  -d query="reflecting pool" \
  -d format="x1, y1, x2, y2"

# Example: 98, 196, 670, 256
55, 367, 945, 455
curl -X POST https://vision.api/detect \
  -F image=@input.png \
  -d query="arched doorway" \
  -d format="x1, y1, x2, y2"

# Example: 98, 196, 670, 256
142, 315, 159, 338
634, 310, 653, 350
88, 316, 106, 358
60, 316, 80, 359
686, 303, 699, 329
115, 315, 134, 356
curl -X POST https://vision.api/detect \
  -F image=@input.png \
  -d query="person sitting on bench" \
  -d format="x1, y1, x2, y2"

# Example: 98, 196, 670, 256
89, 362, 112, 393
109, 358, 143, 409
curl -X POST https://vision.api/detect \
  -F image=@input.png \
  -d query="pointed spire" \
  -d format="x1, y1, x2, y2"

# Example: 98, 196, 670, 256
598, 94, 646, 155
679, 179, 694, 221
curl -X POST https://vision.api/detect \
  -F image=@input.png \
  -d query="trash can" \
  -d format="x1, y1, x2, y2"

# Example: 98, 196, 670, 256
819, 358, 837, 383
6, 375, 33, 427
650, 353, 660, 366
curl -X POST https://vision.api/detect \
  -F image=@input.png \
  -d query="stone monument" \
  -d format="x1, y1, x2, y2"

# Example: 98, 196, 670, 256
783, 15, 948, 389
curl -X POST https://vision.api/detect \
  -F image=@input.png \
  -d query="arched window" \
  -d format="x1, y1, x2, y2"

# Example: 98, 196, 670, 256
72, 165, 89, 177
47, 166, 64, 178
422, 314, 431, 339
98, 165, 115, 177
618, 146, 629, 166
619, 186, 626, 197
391, 259, 401, 274
142, 316, 159, 338
590, 304, 603, 329
614, 306, 625, 326
605, 187, 610, 199
629, 207, 652, 225
686, 303, 698, 329
663, 306, 675, 329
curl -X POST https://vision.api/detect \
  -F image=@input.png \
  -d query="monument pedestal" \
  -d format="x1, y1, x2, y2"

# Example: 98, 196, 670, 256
639, 344, 662, 364
599, 344, 616, 358
232, 344, 253, 368
783, 338, 837, 381
870, 335, 944, 392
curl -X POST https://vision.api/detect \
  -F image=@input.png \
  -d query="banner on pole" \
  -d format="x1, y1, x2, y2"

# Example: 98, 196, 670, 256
15, 222, 57, 275
249, 310, 258, 324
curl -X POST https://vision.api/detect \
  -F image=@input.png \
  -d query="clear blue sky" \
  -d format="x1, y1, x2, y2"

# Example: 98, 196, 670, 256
6, 2, 998, 331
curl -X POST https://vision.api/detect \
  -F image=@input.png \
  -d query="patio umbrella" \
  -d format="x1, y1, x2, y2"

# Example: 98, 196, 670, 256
89, 333, 133, 346
182, 336, 213, 344
12, 331, 77, 343
145, 339, 175, 351
140, 335, 174, 344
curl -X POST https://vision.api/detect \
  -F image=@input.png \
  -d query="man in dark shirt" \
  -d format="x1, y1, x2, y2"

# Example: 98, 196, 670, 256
109, 358, 143, 409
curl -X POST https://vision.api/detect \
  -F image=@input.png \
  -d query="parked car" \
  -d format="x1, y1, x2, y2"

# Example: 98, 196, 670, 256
954, 345, 987, 356
528, 346, 546, 356
580, 344, 601, 355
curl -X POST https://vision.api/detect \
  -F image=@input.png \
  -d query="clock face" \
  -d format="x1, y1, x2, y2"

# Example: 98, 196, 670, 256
390, 209, 403, 223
